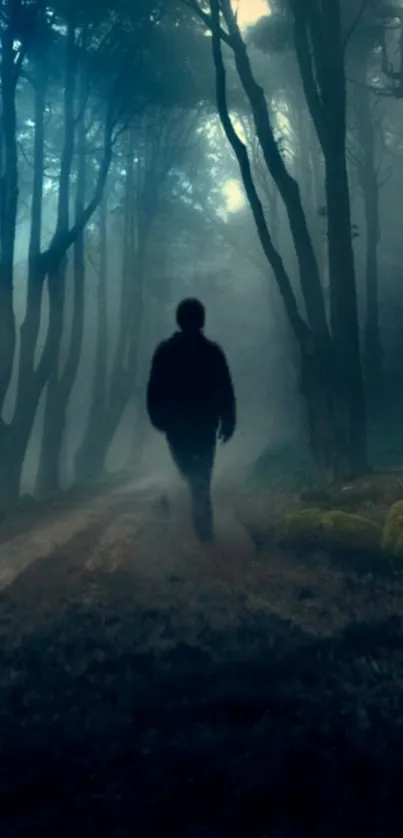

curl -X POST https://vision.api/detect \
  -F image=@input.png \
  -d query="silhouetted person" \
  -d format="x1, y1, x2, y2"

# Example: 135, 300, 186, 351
146, 298, 236, 542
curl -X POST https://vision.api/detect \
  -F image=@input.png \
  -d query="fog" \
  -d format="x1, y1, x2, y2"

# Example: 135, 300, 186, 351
0, 0, 403, 510
7, 4, 403, 833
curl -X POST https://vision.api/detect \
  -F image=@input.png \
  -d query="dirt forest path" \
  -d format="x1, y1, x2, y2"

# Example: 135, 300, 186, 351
3, 476, 403, 836
0, 475, 255, 598
0, 473, 395, 638
1, 471, 401, 636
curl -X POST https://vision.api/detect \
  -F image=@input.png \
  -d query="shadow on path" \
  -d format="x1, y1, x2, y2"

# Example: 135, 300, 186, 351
2, 551, 403, 837
1, 480, 403, 835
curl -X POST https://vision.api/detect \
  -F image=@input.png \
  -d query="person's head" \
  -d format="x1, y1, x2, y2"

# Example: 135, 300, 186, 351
176, 298, 205, 333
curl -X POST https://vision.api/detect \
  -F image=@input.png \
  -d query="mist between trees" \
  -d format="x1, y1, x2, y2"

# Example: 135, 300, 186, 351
1, 0, 403, 510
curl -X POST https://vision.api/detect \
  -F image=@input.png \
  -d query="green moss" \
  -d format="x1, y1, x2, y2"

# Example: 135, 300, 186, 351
382, 501, 403, 558
300, 476, 403, 512
279, 508, 382, 555
321, 511, 382, 554
281, 509, 325, 546
300, 486, 360, 510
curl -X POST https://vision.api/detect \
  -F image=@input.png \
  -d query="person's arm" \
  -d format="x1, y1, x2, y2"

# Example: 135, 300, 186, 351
215, 346, 236, 443
146, 343, 168, 433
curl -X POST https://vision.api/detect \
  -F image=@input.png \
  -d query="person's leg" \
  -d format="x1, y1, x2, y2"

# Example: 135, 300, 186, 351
166, 435, 190, 480
166, 431, 216, 543
188, 443, 215, 543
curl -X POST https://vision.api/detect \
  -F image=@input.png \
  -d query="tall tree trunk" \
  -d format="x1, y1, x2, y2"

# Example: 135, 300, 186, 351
0, 27, 18, 408
36, 48, 88, 498
3, 55, 48, 504
35, 261, 68, 497
91, 246, 146, 476
100, 138, 150, 472
13, 17, 77, 502
322, 6, 367, 476
9, 16, 112, 504
222, 10, 328, 340
325, 144, 367, 476
291, 0, 367, 477
298, 105, 324, 284
75, 196, 108, 482
363, 179, 381, 399
77, 138, 147, 480
353, 54, 382, 400
211, 0, 339, 479
0, 26, 19, 504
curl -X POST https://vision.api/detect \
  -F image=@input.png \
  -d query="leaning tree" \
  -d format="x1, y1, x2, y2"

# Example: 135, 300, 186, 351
184, 0, 368, 480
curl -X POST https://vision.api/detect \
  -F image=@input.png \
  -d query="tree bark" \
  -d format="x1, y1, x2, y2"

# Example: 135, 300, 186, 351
36, 42, 88, 498
0, 49, 48, 504
75, 196, 109, 482
325, 144, 367, 476
323, 5, 367, 476
291, 0, 368, 476
0, 26, 18, 409
76, 122, 160, 482
17, 16, 77, 500
8, 22, 114, 504
210, 0, 339, 478
35, 262, 68, 497
0, 23, 20, 506
220, 0, 329, 340
88, 178, 147, 478
363, 180, 381, 398
352, 56, 382, 399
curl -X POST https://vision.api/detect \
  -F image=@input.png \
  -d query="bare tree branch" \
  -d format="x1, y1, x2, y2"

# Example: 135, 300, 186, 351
182, 0, 233, 47
208, 0, 307, 344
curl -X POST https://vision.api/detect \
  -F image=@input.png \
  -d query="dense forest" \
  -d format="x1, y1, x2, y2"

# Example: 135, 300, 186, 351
1, 0, 403, 511
7, 4, 403, 836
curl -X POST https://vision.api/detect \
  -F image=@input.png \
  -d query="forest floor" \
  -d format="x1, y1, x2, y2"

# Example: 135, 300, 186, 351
2, 474, 403, 836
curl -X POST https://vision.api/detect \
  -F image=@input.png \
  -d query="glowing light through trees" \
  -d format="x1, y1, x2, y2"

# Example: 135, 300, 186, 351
235, 0, 270, 28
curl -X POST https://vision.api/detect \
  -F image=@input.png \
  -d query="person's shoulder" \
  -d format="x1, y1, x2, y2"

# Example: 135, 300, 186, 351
154, 335, 175, 355
150, 339, 171, 369
204, 337, 226, 359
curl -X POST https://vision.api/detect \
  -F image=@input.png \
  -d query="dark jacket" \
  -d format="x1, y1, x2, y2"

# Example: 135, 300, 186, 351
146, 331, 236, 440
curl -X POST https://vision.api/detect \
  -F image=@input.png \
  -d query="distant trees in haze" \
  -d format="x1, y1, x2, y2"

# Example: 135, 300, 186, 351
1, 0, 403, 512
0, 0, 157, 503
74, 105, 203, 483
0, 0, 211, 506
